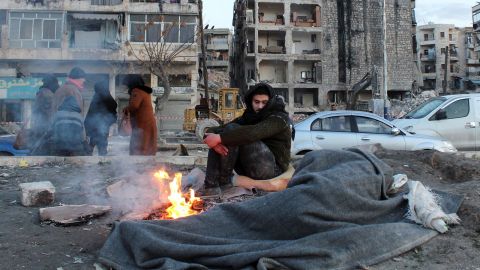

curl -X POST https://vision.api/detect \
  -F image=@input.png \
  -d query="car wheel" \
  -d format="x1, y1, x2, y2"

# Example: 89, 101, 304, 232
195, 119, 220, 141
0, 152, 13, 156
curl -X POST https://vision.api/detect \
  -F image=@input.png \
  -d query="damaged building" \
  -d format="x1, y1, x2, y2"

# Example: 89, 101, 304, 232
231, 0, 416, 114
466, 3, 480, 90
416, 23, 468, 92
0, 0, 199, 130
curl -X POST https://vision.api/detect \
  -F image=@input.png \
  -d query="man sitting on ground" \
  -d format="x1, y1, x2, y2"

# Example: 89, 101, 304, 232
201, 83, 292, 197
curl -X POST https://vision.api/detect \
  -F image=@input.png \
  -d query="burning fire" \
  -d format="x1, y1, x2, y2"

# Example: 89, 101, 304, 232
153, 170, 202, 219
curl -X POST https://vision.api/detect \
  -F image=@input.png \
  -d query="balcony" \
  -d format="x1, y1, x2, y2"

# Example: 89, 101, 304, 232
91, 0, 122, 5
420, 39, 435, 46
258, 30, 286, 55
258, 2, 285, 26
467, 58, 480, 65
206, 60, 229, 67
291, 4, 321, 27
207, 43, 229, 51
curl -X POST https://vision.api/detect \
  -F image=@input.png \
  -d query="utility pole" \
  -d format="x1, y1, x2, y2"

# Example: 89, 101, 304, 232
443, 45, 449, 94
382, 0, 389, 118
198, 0, 209, 103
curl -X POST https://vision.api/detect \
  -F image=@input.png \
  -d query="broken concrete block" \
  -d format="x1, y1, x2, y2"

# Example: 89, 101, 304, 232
39, 204, 112, 225
19, 181, 55, 207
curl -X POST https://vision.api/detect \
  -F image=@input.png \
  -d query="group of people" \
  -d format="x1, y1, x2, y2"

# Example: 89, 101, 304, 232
30, 72, 290, 193
28, 68, 157, 156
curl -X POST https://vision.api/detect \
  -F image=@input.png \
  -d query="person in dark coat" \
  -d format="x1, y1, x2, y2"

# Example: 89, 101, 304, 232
51, 95, 87, 156
122, 75, 157, 156
29, 74, 59, 152
84, 81, 118, 156
200, 82, 292, 197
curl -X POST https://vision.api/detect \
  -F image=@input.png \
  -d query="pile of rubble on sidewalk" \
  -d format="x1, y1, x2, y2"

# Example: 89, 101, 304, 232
389, 90, 438, 119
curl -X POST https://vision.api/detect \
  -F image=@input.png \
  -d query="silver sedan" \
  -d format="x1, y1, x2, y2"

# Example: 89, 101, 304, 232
292, 110, 457, 155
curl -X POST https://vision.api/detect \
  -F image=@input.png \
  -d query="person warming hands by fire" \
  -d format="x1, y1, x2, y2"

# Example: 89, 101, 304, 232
200, 82, 292, 198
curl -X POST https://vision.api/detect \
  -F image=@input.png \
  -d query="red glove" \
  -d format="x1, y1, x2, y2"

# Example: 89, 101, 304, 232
203, 133, 222, 148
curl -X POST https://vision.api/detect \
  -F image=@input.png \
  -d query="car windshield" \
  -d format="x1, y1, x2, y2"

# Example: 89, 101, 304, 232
404, 97, 446, 119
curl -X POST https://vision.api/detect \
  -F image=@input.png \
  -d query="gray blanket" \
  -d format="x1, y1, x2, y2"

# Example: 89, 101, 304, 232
98, 149, 463, 270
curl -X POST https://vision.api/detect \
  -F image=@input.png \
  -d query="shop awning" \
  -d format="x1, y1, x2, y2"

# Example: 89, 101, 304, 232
71, 13, 119, 21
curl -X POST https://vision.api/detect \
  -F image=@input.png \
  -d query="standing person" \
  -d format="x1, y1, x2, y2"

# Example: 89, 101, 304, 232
200, 82, 292, 197
29, 74, 59, 151
51, 95, 87, 156
54, 67, 86, 115
122, 74, 157, 156
84, 81, 117, 156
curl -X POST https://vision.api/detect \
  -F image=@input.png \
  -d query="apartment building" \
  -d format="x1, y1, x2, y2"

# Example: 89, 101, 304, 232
416, 23, 467, 92
203, 28, 231, 70
231, 0, 415, 114
465, 3, 480, 90
0, 0, 198, 130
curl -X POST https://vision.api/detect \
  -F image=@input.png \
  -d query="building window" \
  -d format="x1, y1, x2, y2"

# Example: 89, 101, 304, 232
9, 12, 63, 48
129, 14, 196, 43
449, 34, 453, 41
424, 33, 428, 41
440, 32, 445, 38
441, 47, 445, 54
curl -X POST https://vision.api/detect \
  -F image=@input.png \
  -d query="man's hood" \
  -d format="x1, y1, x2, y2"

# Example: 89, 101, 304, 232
243, 83, 274, 111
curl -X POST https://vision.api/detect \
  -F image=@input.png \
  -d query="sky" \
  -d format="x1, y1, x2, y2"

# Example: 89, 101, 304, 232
203, 0, 479, 29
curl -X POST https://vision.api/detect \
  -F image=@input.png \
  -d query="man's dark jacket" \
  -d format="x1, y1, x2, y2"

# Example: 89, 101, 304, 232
210, 86, 292, 172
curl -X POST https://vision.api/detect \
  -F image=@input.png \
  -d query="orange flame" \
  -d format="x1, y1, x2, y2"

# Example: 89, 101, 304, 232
153, 170, 201, 219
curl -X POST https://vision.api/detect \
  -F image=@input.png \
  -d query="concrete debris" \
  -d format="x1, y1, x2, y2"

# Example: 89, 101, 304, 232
389, 90, 438, 119
19, 181, 55, 207
106, 180, 128, 198
39, 204, 112, 225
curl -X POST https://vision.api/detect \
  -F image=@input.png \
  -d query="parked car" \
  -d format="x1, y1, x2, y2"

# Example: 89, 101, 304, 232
392, 94, 480, 151
0, 126, 29, 156
292, 110, 457, 155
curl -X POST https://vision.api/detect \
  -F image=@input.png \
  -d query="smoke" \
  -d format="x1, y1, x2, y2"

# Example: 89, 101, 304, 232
60, 156, 174, 218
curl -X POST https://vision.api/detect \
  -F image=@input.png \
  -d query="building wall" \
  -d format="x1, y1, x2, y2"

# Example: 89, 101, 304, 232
232, 0, 415, 113
0, 0, 199, 129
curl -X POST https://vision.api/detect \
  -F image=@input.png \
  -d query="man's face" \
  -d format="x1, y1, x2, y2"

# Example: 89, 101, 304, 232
252, 94, 269, 113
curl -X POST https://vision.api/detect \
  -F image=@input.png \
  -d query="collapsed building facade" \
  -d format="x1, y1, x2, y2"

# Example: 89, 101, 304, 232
231, 0, 416, 113
0, 0, 199, 130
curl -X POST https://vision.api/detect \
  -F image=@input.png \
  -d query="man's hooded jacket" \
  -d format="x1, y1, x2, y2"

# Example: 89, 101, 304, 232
212, 83, 292, 172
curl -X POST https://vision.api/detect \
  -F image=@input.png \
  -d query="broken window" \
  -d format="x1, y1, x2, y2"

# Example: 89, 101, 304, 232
69, 13, 120, 49
129, 14, 195, 43
9, 12, 63, 48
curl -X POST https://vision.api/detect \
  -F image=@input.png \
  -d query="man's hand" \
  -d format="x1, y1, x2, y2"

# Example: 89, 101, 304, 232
203, 133, 222, 148
213, 144, 228, 156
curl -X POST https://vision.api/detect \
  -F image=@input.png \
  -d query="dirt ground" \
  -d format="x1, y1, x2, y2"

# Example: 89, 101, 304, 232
0, 148, 479, 270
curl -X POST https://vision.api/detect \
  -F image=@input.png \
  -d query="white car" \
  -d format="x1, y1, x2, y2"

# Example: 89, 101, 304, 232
392, 94, 480, 151
292, 110, 457, 155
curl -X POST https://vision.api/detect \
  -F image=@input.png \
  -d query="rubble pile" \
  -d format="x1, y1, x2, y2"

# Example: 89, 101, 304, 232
205, 69, 230, 90
390, 90, 438, 119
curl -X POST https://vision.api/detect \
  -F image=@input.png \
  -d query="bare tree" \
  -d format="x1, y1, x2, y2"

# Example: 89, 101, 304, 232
124, 18, 198, 113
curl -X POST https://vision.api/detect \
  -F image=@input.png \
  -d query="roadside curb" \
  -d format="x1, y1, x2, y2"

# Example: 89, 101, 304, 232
0, 155, 208, 167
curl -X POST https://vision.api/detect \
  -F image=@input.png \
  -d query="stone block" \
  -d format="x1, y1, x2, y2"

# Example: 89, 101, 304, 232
19, 181, 55, 207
